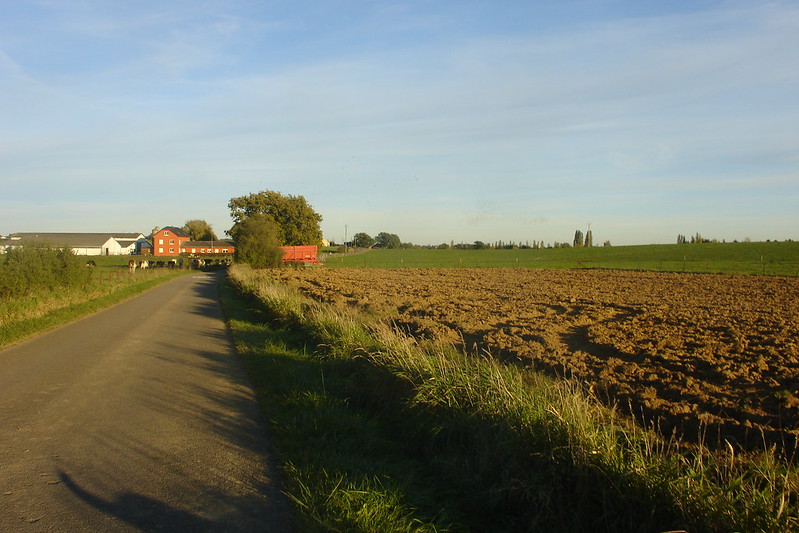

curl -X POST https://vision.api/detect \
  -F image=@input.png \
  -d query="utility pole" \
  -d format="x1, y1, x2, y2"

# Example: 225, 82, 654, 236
344, 225, 348, 253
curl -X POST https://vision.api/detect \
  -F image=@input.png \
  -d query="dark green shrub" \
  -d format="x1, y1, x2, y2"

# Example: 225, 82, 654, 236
229, 214, 284, 268
0, 243, 91, 298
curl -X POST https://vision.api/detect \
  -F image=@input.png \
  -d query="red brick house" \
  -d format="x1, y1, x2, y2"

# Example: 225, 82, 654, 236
152, 226, 236, 257
152, 227, 191, 256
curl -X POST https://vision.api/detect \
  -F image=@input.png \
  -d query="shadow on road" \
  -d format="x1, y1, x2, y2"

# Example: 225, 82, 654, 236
59, 471, 237, 532
58, 272, 289, 532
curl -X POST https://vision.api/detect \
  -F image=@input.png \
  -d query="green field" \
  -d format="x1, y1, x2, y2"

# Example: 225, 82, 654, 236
323, 241, 799, 276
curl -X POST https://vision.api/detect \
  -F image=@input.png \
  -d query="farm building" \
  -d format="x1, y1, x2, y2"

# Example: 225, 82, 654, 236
152, 227, 191, 256
151, 226, 236, 257
181, 240, 236, 256
0, 232, 147, 256
178, 240, 313, 262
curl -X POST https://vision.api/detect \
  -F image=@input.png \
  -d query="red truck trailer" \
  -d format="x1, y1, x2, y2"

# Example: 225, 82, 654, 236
280, 245, 318, 264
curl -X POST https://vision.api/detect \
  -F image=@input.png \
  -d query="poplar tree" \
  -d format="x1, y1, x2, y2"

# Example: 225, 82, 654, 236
573, 230, 584, 248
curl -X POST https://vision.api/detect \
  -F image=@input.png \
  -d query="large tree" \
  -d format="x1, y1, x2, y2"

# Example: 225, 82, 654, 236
375, 232, 401, 249
228, 190, 322, 246
183, 219, 218, 241
353, 232, 374, 248
228, 214, 284, 268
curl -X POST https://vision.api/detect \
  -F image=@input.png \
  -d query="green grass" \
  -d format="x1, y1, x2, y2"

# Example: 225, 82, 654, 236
219, 278, 457, 532
324, 241, 799, 276
0, 267, 189, 349
224, 264, 799, 532
81, 255, 141, 268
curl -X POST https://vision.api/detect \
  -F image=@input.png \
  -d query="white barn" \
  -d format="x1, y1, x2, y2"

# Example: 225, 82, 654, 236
1, 232, 147, 256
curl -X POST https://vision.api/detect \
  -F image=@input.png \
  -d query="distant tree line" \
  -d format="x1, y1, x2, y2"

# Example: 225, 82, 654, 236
339, 229, 792, 251
677, 233, 763, 244
677, 233, 714, 244
349, 232, 406, 249
340, 234, 613, 251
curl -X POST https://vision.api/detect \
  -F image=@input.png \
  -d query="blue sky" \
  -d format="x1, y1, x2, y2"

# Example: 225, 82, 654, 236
1, 0, 797, 246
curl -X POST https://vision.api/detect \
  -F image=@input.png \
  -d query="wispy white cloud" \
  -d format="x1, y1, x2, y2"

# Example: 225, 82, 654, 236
1, 1, 797, 243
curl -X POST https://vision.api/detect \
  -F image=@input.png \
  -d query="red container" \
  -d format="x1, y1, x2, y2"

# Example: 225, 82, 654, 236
280, 245, 318, 264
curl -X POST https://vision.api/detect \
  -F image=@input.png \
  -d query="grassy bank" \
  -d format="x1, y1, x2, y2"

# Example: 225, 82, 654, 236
0, 267, 189, 349
324, 241, 799, 276
224, 264, 798, 532
221, 276, 454, 531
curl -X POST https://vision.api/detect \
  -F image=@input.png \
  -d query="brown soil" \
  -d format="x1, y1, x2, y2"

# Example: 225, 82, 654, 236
268, 267, 799, 450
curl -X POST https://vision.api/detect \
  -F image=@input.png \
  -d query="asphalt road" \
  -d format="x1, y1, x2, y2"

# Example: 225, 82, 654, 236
0, 271, 291, 532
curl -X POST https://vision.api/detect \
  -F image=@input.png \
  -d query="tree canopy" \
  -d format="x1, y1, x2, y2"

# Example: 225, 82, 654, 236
228, 214, 284, 268
182, 219, 218, 241
375, 232, 401, 249
353, 232, 374, 248
228, 190, 322, 246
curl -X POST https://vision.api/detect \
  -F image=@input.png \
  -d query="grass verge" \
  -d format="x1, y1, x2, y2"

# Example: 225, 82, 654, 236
220, 273, 456, 531
224, 264, 799, 532
0, 269, 189, 349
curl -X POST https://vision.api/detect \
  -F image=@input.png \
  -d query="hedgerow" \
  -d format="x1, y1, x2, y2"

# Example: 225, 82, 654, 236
0, 243, 91, 299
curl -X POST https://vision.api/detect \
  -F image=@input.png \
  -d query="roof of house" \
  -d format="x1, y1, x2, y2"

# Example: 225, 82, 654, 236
7, 232, 144, 247
159, 226, 190, 238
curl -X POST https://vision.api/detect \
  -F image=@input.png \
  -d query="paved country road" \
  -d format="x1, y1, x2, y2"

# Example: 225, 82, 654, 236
0, 272, 291, 532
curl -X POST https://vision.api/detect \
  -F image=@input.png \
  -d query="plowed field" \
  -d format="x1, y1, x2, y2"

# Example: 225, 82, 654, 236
268, 268, 799, 449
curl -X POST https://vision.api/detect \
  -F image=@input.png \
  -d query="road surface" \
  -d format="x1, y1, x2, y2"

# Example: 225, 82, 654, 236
0, 271, 291, 532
